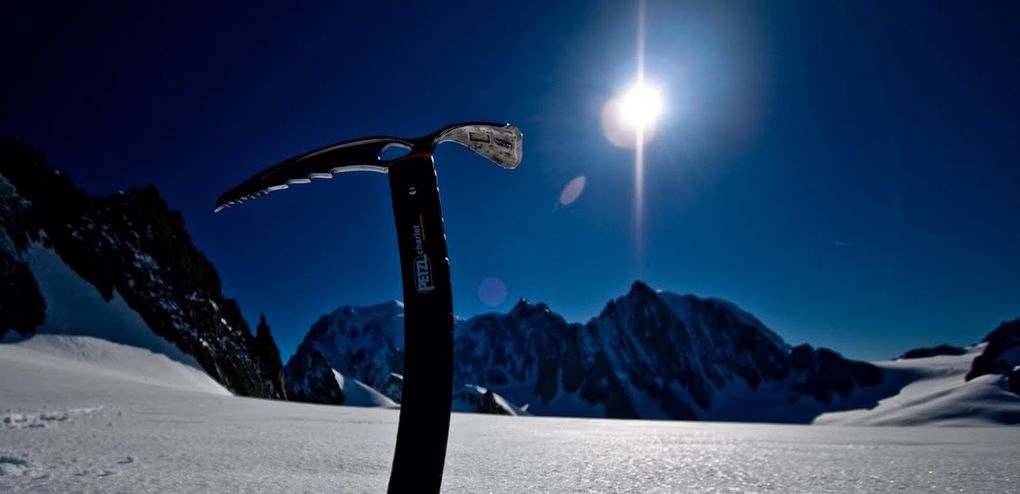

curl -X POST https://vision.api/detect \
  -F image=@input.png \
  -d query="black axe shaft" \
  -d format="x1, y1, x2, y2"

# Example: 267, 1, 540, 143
386, 152, 454, 493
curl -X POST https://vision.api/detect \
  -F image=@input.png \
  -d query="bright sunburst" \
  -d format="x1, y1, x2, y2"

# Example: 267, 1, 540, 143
617, 81, 664, 132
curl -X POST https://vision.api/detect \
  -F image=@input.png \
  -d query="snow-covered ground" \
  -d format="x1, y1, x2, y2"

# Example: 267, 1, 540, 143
816, 345, 1020, 426
2, 335, 1018, 493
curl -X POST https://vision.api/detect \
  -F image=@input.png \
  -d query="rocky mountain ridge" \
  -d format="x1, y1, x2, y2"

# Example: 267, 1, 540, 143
0, 139, 285, 399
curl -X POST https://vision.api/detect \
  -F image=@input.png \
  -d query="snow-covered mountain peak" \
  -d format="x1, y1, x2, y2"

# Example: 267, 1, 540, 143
657, 291, 789, 352
629, 279, 656, 296
507, 297, 557, 322
599, 280, 671, 321
307, 301, 405, 347
295, 301, 407, 402
596, 281, 789, 357
327, 300, 405, 323
603, 280, 659, 311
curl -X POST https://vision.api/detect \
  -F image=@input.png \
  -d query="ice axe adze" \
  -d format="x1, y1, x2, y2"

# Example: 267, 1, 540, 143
214, 122, 523, 493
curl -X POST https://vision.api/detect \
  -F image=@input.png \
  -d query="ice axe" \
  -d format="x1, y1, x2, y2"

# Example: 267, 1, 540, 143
214, 122, 523, 493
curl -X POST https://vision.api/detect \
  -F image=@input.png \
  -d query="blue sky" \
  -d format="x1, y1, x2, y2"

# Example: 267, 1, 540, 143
3, 1, 1018, 361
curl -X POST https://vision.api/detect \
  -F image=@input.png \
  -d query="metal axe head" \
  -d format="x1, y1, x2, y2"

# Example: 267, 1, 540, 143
214, 122, 522, 212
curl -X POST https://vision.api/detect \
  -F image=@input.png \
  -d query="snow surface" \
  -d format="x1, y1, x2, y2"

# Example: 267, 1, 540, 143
816, 345, 1020, 426
2, 335, 1018, 493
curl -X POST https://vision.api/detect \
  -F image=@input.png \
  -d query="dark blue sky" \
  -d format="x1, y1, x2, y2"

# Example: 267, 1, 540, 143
4, 1, 1018, 361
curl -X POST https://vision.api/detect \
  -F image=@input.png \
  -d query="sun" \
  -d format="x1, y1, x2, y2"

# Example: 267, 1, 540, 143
617, 81, 665, 132
601, 80, 667, 149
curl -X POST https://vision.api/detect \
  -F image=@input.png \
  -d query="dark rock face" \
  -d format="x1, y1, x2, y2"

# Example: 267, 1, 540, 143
479, 389, 508, 415
0, 139, 285, 399
284, 346, 344, 405
0, 173, 45, 338
896, 344, 967, 360
454, 299, 581, 406
789, 345, 884, 403
967, 318, 1020, 381
1007, 366, 1020, 395
0, 254, 44, 337
255, 315, 287, 399
578, 350, 638, 419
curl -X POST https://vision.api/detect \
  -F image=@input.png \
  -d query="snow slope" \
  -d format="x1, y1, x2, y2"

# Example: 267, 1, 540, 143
0, 335, 229, 403
24, 244, 200, 368
815, 345, 1020, 426
2, 335, 1018, 493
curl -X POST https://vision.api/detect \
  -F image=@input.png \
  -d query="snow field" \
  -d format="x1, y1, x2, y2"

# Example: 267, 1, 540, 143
2, 334, 1018, 493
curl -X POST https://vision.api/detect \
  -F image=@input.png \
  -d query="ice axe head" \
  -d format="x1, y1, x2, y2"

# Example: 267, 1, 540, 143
214, 122, 521, 212
431, 123, 522, 169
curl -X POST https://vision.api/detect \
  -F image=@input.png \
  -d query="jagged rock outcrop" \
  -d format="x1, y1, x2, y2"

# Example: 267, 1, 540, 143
452, 385, 515, 416
967, 318, 1020, 381
0, 139, 285, 399
789, 344, 883, 403
255, 314, 287, 399
1008, 366, 1020, 395
896, 344, 967, 360
284, 346, 344, 405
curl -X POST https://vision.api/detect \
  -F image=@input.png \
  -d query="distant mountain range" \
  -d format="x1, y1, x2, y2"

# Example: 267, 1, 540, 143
284, 289, 1019, 423
284, 283, 891, 421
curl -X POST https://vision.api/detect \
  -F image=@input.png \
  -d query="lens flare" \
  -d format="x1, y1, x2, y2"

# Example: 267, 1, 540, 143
559, 176, 587, 206
477, 277, 508, 307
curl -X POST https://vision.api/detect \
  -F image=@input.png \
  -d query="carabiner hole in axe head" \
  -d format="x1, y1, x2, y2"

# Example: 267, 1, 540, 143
378, 142, 412, 162
434, 123, 523, 169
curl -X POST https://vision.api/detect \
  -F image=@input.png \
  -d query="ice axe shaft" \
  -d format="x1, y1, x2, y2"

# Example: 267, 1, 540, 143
387, 153, 453, 493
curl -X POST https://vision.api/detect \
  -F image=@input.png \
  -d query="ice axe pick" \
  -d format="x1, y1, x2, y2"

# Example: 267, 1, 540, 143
214, 122, 523, 493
